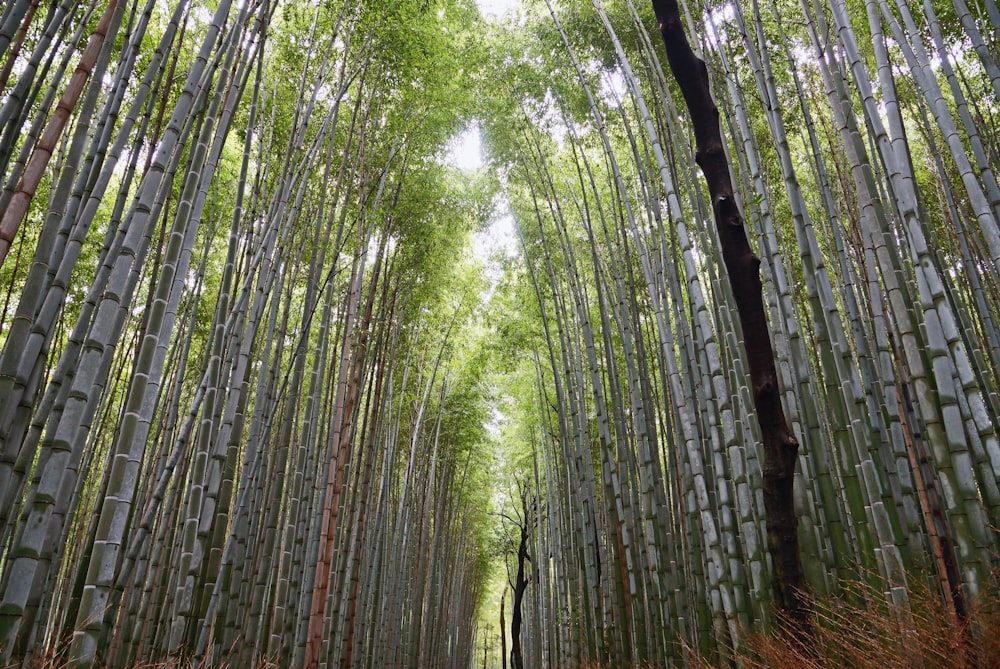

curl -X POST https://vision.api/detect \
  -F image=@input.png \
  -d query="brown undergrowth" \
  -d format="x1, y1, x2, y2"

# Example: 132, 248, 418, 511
567, 578, 1000, 669
717, 578, 1000, 669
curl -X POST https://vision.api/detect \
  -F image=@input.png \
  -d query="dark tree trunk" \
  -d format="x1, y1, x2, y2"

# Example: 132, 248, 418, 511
650, 0, 812, 643
510, 501, 530, 669
500, 592, 507, 669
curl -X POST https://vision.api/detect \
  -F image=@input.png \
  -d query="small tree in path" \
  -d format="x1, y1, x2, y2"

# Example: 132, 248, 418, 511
510, 489, 534, 669
650, 0, 813, 645
499, 482, 535, 669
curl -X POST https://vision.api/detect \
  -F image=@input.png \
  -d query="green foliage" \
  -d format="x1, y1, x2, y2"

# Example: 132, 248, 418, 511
2, 0, 1000, 666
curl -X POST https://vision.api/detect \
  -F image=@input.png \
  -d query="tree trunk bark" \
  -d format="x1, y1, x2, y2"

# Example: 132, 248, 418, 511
510, 494, 530, 669
650, 0, 811, 642
500, 591, 507, 669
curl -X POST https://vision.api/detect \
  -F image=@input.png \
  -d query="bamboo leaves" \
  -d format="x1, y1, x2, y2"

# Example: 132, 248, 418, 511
1, 0, 999, 666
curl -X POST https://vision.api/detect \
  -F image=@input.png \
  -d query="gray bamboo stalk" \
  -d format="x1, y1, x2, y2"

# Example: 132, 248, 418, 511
0, 0, 237, 657
0, 0, 79, 186
69, 8, 260, 665
0, 0, 121, 268
0, 0, 170, 527
835, 0, 997, 591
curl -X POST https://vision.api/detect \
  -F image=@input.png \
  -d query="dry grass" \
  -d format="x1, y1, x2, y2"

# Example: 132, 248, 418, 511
567, 580, 1000, 669
729, 580, 1000, 669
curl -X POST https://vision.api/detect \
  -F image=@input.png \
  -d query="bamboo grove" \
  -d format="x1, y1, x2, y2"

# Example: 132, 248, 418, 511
481, 0, 1000, 665
0, 0, 998, 668
0, 1, 497, 666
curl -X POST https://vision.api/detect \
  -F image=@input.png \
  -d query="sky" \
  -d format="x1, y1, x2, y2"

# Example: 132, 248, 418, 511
444, 125, 485, 172
440, 1, 523, 277
474, 0, 521, 20
443, 125, 519, 289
